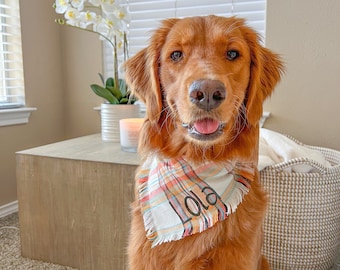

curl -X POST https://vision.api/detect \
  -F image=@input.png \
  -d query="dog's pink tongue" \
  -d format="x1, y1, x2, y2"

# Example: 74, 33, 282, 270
194, 119, 220, 134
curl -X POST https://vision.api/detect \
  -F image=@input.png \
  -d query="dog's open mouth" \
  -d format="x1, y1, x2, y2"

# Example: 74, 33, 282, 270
182, 118, 225, 141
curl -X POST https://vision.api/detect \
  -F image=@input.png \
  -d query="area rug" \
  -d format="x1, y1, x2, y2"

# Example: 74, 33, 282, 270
0, 212, 77, 270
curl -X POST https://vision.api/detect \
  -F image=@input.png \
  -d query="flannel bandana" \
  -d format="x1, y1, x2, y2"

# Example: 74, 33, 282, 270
138, 156, 255, 248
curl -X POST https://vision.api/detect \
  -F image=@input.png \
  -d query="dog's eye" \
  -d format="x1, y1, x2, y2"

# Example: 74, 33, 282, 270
226, 50, 240, 61
170, 51, 183, 62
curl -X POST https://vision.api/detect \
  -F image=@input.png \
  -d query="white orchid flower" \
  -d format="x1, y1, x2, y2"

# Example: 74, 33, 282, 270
93, 16, 122, 46
102, 0, 116, 5
88, 0, 102, 6
88, 0, 116, 8
64, 7, 81, 27
115, 6, 130, 24
70, 0, 85, 11
102, 3, 128, 17
78, 11, 97, 28
55, 0, 70, 14
94, 18, 111, 40
105, 13, 120, 27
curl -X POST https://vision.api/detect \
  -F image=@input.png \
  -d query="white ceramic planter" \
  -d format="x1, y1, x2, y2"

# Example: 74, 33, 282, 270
100, 103, 140, 142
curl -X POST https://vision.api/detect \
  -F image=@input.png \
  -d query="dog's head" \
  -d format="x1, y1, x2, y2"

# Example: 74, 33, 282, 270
125, 16, 283, 162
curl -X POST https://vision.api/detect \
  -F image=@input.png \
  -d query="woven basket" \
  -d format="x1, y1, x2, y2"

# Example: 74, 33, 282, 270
260, 138, 340, 270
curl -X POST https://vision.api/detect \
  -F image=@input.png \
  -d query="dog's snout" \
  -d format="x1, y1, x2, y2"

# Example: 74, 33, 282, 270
189, 79, 226, 111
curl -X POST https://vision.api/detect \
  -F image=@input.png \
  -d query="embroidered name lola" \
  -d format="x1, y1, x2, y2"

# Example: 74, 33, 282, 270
179, 187, 224, 223
160, 174, 228, 227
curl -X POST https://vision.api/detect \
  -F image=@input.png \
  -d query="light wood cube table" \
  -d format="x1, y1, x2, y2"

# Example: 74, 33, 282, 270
16, 134, 139, 270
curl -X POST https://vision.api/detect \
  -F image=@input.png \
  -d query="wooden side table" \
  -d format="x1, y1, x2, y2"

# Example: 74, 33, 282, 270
16, 134, 139, 270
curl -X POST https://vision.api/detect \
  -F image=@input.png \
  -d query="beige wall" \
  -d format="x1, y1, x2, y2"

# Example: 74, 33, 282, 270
1, 0, 339, 207
264, 0, 340, 151
61, 27, 102, 138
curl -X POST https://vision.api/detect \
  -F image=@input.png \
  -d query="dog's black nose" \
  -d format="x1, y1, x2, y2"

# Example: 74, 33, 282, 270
189, 79, 226, 111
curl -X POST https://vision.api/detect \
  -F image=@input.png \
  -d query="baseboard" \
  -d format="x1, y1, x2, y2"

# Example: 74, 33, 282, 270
0, 201, 18, 218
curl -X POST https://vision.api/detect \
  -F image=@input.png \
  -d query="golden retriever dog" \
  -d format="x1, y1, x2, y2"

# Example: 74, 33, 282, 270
124, 15, 283, 270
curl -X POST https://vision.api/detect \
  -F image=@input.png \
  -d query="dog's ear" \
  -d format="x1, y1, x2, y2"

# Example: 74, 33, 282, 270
124, 47, 162, 123
124, 19, 179, 150
243, 28, 284, 126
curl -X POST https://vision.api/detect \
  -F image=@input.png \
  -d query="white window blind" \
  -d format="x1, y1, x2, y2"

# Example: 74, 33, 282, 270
104, 0, 266, 79
0, 0, 25, 109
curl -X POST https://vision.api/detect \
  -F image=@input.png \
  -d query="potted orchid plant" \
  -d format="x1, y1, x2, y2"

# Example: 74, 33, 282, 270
54, 0, 133, 103
54, 0, 140, 142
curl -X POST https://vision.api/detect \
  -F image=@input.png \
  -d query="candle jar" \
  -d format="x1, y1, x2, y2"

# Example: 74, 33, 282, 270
119, 118, 144, 152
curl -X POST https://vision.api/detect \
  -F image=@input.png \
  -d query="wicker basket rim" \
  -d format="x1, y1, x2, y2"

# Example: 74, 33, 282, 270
261, 135, 340, 174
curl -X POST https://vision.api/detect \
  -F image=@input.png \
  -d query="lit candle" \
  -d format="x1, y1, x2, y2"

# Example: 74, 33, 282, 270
119, 118, 144, 152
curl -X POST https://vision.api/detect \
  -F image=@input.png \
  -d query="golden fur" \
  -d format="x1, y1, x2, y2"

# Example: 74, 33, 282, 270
125, 15, 283, 270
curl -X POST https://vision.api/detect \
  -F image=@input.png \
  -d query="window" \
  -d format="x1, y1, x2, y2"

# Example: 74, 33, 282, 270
0, 0, 35, 127
0, 0, 25, 109
104, 0, 266, 79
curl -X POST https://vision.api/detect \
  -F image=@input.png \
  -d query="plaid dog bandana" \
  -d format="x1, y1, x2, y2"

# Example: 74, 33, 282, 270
138, 156, 255, 247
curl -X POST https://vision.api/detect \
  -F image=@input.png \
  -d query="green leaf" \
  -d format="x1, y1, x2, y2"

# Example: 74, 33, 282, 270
119, 97, 129, 104
118, 79, 127, 96
90, 84, 119, 104
98, 73, 105, 85
110, 96, 119, 104
107, 86, 122, 100
106, 77, 114, 88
